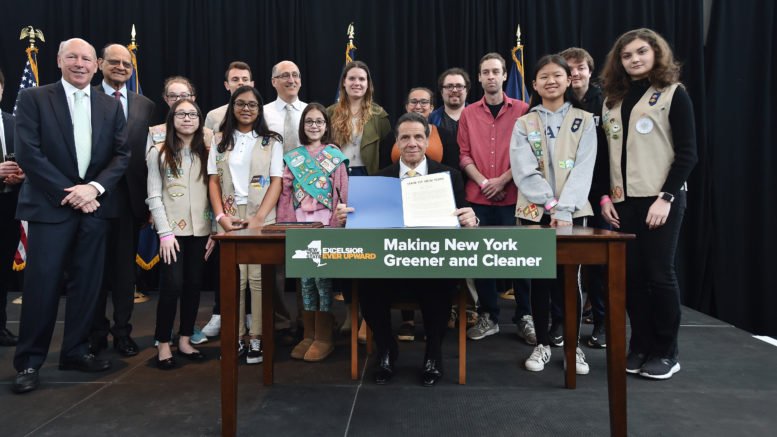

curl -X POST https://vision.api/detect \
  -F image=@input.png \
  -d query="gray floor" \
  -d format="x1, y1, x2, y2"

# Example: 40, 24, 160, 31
1, 290, 776, 437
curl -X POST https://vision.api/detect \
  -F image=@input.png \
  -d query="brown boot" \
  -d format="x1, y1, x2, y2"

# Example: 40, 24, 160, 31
304, 311, 334, 362
291, 311, 315, 359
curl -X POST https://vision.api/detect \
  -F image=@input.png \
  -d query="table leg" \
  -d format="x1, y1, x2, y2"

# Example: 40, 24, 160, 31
351, 280, 359, 380
458, 286, 467, 385
563, 264, 577, 389
220, 243, 238, 437
262, 264, 275, 386
607, 242, 628, 437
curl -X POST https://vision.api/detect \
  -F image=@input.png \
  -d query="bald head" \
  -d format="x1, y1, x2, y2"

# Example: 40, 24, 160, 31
270, 60, 301, 103
99, 44, 133, 90
57, 38, 98, 89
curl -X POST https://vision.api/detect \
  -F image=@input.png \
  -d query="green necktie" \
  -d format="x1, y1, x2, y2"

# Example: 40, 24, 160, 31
73, 90, 91, 178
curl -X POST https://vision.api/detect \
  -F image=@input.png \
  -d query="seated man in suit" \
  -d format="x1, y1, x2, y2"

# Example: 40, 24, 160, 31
336, 112, 478, 387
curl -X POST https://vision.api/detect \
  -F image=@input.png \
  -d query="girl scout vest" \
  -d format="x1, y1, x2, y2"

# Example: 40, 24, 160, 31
602, 83, 679, 201
212, 132, 277, 231
153, 145, 211, 237
514, 107, 594, 222
283, 145, 349, 210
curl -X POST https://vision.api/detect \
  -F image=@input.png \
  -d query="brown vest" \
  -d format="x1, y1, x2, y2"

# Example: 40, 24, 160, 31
213, 132, 277, 231
514, 107, 594, 222
152, 144, 211, 237
602, 83, 678, 201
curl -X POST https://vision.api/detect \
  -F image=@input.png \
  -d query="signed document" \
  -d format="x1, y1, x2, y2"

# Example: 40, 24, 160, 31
346, 174, 458, 228
400, 173, 458, 227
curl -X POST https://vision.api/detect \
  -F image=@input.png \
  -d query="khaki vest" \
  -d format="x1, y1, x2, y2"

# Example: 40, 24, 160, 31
153, 144, 211, 237
602, 84, 678, 201
149, 124, 214, 150
514, 107, 594, 222
213, 132, 277, 231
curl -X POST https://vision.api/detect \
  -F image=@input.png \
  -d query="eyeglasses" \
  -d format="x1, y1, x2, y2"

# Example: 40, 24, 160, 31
408, 99, 431, 107
234, 101, 260, 111
441, 84, 466, 91
174, 111, 200, 119
304, 119, 326, 127
273, 72, 301, 80
105, 59, 133, 69
166, 93, 194, 101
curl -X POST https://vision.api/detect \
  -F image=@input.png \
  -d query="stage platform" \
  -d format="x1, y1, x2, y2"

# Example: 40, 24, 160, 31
1, 290, 775, 436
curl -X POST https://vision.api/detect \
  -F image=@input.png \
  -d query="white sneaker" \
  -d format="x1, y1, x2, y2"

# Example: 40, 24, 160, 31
517, 315, 537, 345
577, 348, 590, 375
201, 314, 221, 337
564, 347, 590, 375
525, 344, 551, 372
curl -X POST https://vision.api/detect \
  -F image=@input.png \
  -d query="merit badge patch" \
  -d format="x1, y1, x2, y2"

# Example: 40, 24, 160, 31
522, 204, 540, 219
649, 92, 661, 106
571, 118, 582, 132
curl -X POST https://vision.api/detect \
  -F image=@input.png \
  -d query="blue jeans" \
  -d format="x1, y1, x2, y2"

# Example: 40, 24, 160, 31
470, 204, 531, 323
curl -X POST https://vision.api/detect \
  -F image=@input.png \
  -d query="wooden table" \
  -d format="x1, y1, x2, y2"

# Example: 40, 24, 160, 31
213, 226, 634, 437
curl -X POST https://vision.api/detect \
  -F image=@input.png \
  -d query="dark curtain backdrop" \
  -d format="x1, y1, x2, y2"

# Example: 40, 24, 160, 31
0, 1, 772, 335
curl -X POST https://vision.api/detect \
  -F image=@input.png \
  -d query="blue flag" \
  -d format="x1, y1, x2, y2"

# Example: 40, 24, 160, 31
126, 42, 142, 94
506, 45, 529, 103
125, 40, 159, 270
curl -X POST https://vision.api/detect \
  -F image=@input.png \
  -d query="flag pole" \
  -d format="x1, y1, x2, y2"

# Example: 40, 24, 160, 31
19, 25, 44, 84
345, 22, 356, 63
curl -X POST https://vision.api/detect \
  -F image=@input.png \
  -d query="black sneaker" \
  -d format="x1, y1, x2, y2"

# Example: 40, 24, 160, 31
587, 323, 607, 349
549, 321, 564, 347
639, 356, 680, 380
626, 351, 648, 374
246, 338, 263, 364
397, 322, 415, 342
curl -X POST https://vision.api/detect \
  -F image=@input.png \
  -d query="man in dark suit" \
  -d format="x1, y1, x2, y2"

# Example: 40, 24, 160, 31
336, 112, 479, 386
0, 68, 22, 346
11, 38, 129, 394
89, 43, 155, 357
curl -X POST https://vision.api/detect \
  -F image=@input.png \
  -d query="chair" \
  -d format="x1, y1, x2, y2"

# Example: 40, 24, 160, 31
350, 279, 471, 384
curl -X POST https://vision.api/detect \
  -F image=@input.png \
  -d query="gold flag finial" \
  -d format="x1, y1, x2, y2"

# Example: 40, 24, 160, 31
19, 26, 45, 50
516, 24, 522, 46
347, 22, 355, 44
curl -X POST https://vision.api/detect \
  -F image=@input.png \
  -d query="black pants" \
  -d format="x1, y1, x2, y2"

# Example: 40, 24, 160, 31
14, 215, 108, 371
520, 216, 585, 346
92, 193, 142, 339
615, 194, 685, 359
0, 193, 21, 329
360, 279, 454, 365
155, 236, 207, 343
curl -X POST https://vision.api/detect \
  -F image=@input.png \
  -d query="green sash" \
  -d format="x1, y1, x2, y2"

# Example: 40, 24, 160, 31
283, 145, 348, 210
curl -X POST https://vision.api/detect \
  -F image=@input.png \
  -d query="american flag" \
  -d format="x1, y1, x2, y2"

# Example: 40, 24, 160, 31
13, 57, 38, 114
11, 50, 38, 271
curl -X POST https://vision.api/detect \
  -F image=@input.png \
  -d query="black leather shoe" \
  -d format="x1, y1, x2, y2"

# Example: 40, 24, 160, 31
0, 327, 19, 346
59, 354, 112, 372
114, 336, 139, 357
176, 349, 206, 361
156, 356, 176, 370
88, 335, 108, 355
373, 351, 395, 385
12, 368, 39, 394
422, 359, 443, 387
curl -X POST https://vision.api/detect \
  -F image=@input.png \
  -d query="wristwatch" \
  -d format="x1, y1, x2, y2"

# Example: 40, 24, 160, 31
659, 192, 675, 203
